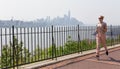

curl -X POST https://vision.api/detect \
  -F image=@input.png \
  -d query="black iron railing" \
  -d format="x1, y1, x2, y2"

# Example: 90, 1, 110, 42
0, 25, 120, 69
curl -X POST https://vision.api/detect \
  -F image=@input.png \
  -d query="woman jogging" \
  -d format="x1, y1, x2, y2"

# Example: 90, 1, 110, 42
96, 16, 108, 59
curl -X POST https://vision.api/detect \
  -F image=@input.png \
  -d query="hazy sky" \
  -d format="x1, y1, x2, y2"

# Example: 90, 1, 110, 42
0, 0, 120, 25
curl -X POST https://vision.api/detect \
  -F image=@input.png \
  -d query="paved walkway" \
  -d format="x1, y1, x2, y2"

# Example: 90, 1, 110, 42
39, 46, 120, 69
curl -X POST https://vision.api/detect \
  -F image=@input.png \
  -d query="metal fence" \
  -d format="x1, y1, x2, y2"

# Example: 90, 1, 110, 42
0, 25, 120, 69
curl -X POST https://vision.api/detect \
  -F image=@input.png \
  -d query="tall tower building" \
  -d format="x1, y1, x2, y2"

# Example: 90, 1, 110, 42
68, 10, 71, 24
68, 10, 71, 19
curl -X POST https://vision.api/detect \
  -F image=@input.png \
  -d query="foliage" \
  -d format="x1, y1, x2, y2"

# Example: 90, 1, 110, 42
0, 37, 30, 68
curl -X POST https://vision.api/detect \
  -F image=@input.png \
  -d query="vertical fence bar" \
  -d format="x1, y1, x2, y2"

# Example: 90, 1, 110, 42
48, 27, 50, 59
62, 27, 64, 55
60, 27, 62, 55
59, 27, 61, 56
75, 26, 77, 53
65, 26, 69, 54
51, 25, 56, 60
72, 26, 74, 53
116, 26, 118, 44
79, 26, 84, 50
24, 28, 26, 63
43, 27, 45, 60
70, 26, 72, 53
9, 27, 12, 68
5, 28, 8, 69
92, 26, 94, 48
20, 27, 23, 64
117, 25, 119, 44
71, 26, 72, 53
119, 25, 120, 43
78, 25, 82, 53
110, 25, 113, 46
68, 26, 70, 53
113, 26, 115, 45
34, 27, 36, 61
40, 27, 42, 60
12, 26, 15, 69
83, 26, 85, 51
49, 27, 52, 58
54, 27, 58, 57
0, 28, 2, 68
54, 27, 57, 60
16, 27, 18, 69
31, 27, 33, 62
37, 27, 40, 60
0, 28, 3, 68
87, 26, 88, 49
67, 26, 69, 54
51, 25, 54, 59
54, 27, 58, 60
63, 26, 66, 55
46, 27, 48, 59
56, 27, 59, 57
27, 28, 30, 63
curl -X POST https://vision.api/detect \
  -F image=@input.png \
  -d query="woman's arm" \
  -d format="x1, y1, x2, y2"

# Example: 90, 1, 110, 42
102, 23, 107, 33
96, 25, 98, 33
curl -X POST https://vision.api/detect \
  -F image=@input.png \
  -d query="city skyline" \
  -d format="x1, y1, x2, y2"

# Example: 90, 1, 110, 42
0, 11, 83, 27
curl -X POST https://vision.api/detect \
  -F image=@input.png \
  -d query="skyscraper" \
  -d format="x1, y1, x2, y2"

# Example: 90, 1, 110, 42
68, 10, 71, 20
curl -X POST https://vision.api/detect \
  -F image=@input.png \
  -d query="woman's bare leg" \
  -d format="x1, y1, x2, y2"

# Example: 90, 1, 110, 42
101, 35, 108, 55
96, 35, 101, 56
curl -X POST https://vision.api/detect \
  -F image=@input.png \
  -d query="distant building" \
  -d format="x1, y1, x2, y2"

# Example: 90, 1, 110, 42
68, 10, 71, 20
0, 11, 84, 27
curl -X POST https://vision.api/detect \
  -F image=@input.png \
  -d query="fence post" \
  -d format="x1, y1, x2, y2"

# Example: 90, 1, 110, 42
78, 25, 82, 53
12, 26, 15, 69
51, 25, 57, 60
119, 25, 120, 43
110, 25, 113, 46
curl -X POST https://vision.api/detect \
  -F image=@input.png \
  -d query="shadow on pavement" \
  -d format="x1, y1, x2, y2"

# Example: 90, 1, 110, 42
98, 57, 120, 63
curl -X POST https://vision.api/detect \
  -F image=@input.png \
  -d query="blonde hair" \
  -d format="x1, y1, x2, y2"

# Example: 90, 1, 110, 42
99, 16, 104, 19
